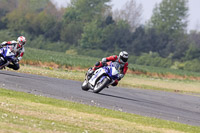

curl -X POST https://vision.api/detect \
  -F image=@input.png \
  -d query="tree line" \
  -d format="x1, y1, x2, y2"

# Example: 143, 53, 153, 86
0, 0, 199, 72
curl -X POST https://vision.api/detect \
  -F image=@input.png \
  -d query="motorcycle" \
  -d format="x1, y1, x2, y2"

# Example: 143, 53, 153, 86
0, 45, 15, 69
81, 61, 120, 93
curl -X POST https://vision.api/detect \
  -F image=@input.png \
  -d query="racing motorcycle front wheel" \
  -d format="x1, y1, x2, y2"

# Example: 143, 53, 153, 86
81, 80, 90, 91
93, 77, 110, 93
0, 56, 6, 69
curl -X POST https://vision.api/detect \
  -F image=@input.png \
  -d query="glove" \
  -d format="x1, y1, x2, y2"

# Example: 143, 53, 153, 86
118, 74, 124, 81
102, 62, 108, 66
101, 58, 107, 66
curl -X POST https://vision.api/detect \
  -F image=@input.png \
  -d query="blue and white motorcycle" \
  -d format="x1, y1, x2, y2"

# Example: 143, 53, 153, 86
0, 45, 15, 69
81, 61, 120, 93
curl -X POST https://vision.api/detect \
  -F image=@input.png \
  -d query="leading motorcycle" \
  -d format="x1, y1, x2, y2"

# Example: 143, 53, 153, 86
0, 45, 15, 69
81, 61, 120, 93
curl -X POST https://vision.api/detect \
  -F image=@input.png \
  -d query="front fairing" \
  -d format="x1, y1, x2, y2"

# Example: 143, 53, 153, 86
89, 68, 107, 86
88, 62, 120, 87
0, 46, 15, 61
106, 62, 120, 80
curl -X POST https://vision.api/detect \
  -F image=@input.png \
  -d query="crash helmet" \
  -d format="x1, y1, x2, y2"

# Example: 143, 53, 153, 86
118, 51, 128, 63
17, 36, 26, 47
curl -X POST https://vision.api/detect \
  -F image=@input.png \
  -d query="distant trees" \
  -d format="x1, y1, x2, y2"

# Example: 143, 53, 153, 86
61, 0, 111, 46
148, 0, 189, 58
3, 0, 57, 33
0, 0, 199, 72
113, 0, 142, 32
150, 0, 188, 35
185, 31, 200, 60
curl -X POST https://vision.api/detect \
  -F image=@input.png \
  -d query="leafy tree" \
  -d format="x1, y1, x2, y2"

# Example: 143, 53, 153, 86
185, 45, 200, 60
63, 0, 111, 24
145, 28, 168, 54
184, 31, 200, 60
0, 0, 18, 29
80, 15, 132, 53
69, 0, 110, 22
80, 20, 103, 49
0, 0, 18, 18
148, 0, 189, 58
3, 9, 29, 33
3, 0, 60, 40
103, 20, 132, 52
44, 21, 62, 41
113, 0, 142, 32
188, 31, 200, 49
18, 0, 50, 13
60, 22, 83, 45
149, 0, 188, 36
61, 0, 111, 46
128, 26, 148, 55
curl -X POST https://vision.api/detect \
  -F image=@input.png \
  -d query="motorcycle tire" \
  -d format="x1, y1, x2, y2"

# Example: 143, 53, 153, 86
0, 56, 5, 69
81, 80, 90, 91
93, 77, 110, 93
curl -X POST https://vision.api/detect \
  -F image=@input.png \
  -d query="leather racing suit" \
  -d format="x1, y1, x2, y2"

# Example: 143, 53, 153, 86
92, 55, 128, 86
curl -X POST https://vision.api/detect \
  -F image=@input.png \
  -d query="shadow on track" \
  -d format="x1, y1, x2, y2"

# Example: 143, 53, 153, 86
97, 92, 140, 102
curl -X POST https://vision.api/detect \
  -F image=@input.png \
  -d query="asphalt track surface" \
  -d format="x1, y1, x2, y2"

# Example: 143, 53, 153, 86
0, 70, 200, 126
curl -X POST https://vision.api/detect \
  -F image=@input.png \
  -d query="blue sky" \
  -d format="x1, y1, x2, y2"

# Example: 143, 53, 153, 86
51, 0, 200, 31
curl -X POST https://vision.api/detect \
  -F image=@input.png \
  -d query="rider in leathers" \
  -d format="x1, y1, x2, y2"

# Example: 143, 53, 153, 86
0, 36, 26, 70
88, 51, 128, 86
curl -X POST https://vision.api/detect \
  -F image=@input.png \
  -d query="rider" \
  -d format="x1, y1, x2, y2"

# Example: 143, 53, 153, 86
88, 51, 128, 86
0, 36, 26, 70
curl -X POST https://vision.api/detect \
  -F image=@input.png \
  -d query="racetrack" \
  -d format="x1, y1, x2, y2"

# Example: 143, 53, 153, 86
0, 70, 200, 126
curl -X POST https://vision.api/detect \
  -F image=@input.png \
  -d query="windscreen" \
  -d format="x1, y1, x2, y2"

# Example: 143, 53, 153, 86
111, 62, 120, 72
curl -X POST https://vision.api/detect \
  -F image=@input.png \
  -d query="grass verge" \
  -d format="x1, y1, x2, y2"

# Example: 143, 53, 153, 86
0, 88, 200, 133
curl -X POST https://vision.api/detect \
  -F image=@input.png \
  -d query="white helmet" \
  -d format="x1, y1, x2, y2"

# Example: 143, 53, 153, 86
119, 51, 128, 63
17, 36, 26, 46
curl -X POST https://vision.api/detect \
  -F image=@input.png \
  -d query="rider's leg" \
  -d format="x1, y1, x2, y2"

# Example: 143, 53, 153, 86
88, 61, 103, 76
93, 61, 103, 70
111, 80, 118, 86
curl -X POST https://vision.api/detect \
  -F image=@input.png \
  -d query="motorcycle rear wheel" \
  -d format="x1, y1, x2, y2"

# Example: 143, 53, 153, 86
93, 78, 110, 93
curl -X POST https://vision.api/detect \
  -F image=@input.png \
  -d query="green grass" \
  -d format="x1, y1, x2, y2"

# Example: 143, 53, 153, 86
24, 48, 200, 78
0, 88, 200, 133
24, 48, 100, 68
132, 64, 200, 77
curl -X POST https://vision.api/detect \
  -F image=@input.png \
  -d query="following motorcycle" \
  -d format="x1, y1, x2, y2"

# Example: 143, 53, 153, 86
81, 61, 120, 93
0, 45, 16, 69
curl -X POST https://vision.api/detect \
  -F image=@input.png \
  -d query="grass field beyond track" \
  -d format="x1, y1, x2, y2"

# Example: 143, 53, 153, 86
23, 48, 200, 78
